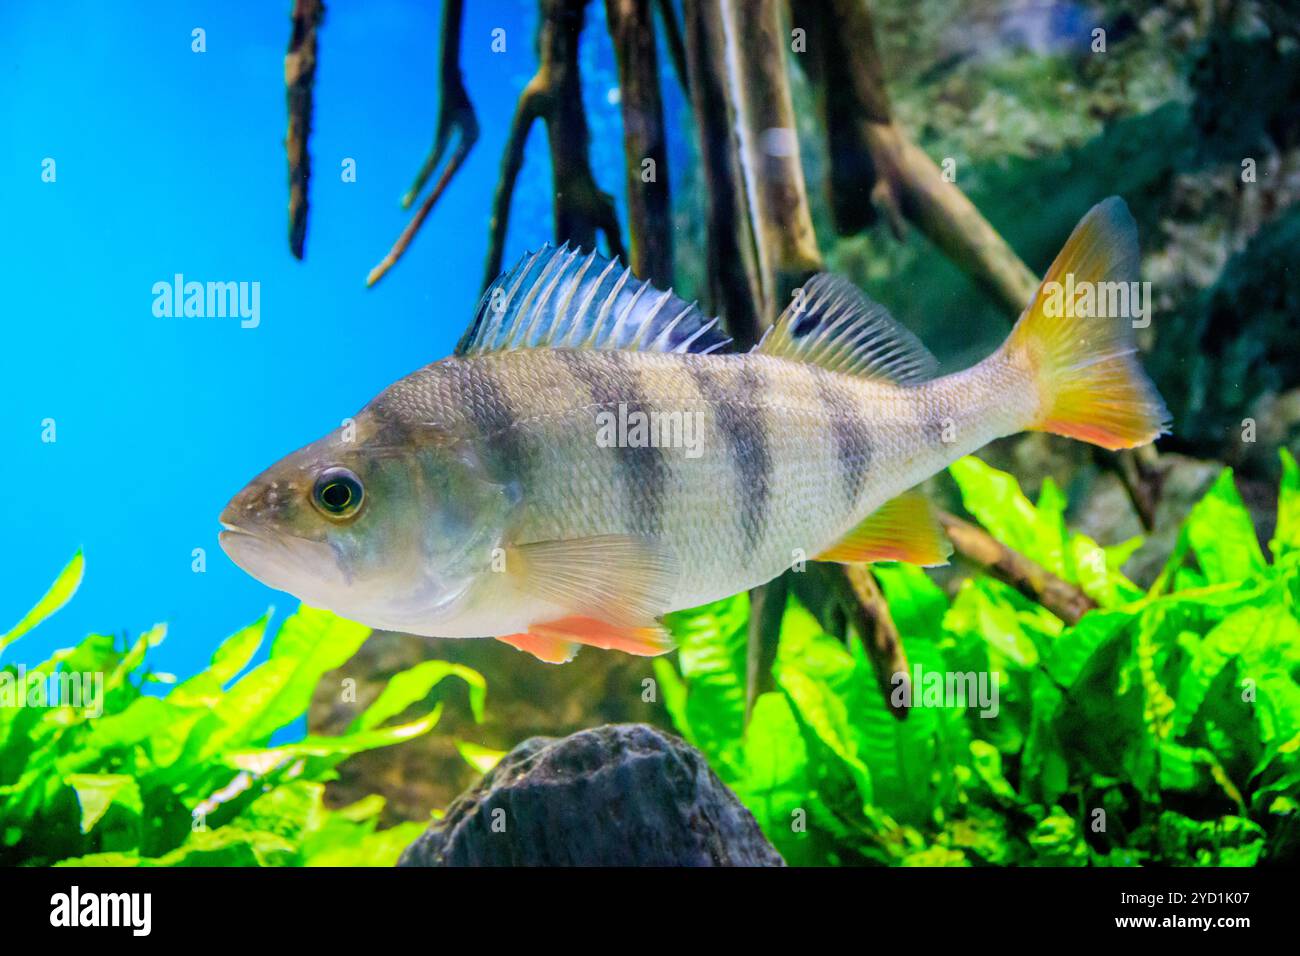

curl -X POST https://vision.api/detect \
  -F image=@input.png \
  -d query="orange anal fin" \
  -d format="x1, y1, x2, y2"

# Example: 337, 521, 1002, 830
533, 616, 675, 658
496, 632, 579, 664
816, 490, 952, 566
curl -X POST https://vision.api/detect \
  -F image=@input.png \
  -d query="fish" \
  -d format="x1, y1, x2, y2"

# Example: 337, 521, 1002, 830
220, 197, 1169, 663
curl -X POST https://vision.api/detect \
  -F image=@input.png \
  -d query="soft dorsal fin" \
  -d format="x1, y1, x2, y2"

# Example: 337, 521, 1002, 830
457, 244, 732, 357
755, 274, 938, 384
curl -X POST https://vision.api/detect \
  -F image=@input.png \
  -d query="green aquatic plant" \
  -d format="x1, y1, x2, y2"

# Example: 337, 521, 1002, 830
656, 451, 1300, 866
0, 568, 484, 867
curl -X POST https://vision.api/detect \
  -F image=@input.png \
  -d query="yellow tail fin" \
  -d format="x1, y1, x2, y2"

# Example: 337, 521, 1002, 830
1005, 197, 1170, 450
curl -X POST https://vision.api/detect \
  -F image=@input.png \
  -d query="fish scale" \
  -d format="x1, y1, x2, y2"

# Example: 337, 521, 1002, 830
392, 346, 1030, 611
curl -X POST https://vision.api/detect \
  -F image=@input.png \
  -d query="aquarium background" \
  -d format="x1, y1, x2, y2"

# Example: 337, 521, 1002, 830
3, 0, 1298, 868
1, 0, 654, 674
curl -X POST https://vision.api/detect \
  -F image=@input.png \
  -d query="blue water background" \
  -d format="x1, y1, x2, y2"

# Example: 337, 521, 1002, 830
0, 0, 682, 674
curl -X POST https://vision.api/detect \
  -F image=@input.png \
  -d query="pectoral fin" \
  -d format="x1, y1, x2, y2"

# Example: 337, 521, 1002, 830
816, 491, 952, 566
507, 534, 678, 626
495, 534, 679, 661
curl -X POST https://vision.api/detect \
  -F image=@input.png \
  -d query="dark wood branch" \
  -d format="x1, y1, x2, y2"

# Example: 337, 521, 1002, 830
606, 0, 673, 286
1097, 445, 1163, 531
285, 0, 325, 260
721, 0, 822, 320
938, 510, 1098, 625
745, 575, 787, 722
403, 0, 477, 210
483, 0, 625, 290
368, 0, 479, 287
654, 0, 692, 97
681, 0, 762, 344
791, 0, 1039, 315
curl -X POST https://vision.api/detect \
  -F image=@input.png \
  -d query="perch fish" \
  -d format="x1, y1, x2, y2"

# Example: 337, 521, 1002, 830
220, 198, 1169, 663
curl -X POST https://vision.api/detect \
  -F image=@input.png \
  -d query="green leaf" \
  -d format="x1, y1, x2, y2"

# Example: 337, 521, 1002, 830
63, 773, 142, 834
949, 457, 1066, 573
169, 613, 269, 707
662, 594, 750, 779
303, 821, 425, 867
1184, 469, 1266, 583
224, 711, 443, 773
352, 660, 485, 731
1, 551, 84, 654
734, 692, 812, 861
1273, 448, 1300, 558
1047, 611, 1131, 688
188, 606, 371, 759
455, 741, 505, 774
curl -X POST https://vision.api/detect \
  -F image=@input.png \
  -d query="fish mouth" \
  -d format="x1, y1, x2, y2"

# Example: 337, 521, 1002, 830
218, 517, 348, 599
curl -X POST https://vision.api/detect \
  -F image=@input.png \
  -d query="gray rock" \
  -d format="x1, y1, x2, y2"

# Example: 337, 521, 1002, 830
397, 723, 784, 867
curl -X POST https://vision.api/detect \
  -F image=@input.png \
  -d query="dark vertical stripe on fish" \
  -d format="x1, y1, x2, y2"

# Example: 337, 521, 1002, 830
441, 359, 533, 488
555, 350, 667, 536
688, 358, 770, 552
814, 369, 873, 507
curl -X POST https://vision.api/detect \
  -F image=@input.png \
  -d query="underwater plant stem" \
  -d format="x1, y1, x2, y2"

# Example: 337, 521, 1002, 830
285, 0, 324, 260
606, 0, 674, 287
937, 510, 1098, 625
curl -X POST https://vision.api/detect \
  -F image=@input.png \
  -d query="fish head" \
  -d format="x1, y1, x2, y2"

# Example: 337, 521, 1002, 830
219, 413, 511, 628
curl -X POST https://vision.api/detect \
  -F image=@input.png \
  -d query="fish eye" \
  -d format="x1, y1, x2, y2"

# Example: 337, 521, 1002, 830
312, 467, 364, 518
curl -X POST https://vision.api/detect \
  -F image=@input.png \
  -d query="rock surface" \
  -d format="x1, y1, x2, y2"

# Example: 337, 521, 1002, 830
397, 723, 784, 867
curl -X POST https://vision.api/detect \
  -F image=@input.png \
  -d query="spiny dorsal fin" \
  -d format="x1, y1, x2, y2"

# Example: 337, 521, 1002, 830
457, 244, 732, 357
755, 274, 938, 384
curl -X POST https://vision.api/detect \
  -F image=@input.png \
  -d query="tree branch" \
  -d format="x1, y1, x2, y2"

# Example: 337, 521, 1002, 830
654, 0, 692, 98
937, 510, 1098, 624
791, 0, 1039, 315
606, 0, 673, 286
682, 0, 763, 344
720, 0, 822, 321
483, 0, 625, 290
368, 0, 479, 287
285, 0, 325, 260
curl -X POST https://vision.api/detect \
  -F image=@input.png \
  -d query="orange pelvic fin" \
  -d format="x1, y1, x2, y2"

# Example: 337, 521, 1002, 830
816, 490, 952, 566
532, 616, 675, 657
496, 632, 579, 664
